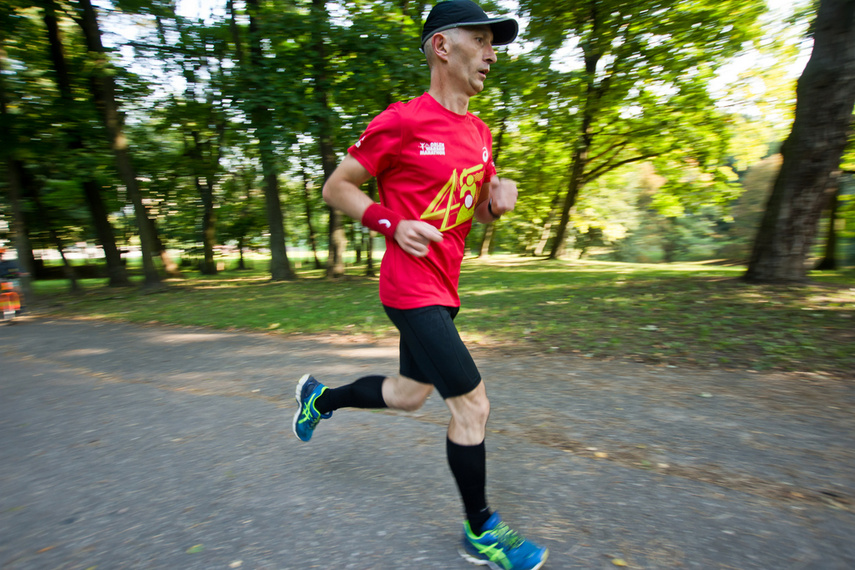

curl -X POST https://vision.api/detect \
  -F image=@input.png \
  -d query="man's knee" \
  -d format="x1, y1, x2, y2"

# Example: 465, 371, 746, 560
466, 392, 491, 426
383, 375, 432, 412
448, 383, 490, 427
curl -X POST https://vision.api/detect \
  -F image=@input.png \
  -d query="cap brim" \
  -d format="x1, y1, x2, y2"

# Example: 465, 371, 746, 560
486, 17, 519, 46
422, 16, 519, 49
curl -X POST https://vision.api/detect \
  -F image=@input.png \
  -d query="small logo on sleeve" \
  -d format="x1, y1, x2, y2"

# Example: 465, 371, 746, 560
379, 219, 391, 229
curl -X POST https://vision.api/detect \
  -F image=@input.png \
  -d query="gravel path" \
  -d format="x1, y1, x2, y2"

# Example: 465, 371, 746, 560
1, 317, 853, 569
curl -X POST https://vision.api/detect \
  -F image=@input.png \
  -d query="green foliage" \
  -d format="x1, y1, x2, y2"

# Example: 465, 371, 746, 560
2, 0, 847, 283
506, 0, 767, 255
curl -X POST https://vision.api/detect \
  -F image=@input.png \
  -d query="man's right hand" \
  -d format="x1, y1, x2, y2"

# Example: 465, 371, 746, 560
394, 221, 444, 257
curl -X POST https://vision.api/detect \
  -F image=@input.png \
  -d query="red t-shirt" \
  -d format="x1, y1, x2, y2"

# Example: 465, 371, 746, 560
349, 93, 496, 309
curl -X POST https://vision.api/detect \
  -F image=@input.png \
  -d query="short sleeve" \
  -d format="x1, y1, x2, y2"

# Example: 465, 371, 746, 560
348, 105, 403, 177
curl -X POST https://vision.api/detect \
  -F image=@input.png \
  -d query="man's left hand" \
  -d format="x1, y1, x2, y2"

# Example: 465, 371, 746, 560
489, 177, 518, 216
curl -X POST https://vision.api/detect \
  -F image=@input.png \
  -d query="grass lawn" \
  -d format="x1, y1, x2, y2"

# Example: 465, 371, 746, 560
30, 256, 855, 377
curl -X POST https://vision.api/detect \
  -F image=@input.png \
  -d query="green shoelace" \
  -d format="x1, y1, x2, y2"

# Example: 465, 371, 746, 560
490, 522, 525, 549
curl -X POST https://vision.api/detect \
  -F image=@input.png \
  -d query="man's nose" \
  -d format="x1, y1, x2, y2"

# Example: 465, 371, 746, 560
486, 45, 497, 64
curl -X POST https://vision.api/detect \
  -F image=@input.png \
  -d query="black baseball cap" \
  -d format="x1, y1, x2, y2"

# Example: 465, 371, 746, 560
420, 0, 518, 50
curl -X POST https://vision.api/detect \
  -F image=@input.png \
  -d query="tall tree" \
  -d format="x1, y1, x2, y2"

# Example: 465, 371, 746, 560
298, 147, 324, 270
308, 0, 345, 278
0, 6, 34, 300
518, 0, 765, 258
218, 164, 267, 270
170, 18, 228, 275
39, 0, 130, 286
241, 0, 295, 280
319, 0, 426, 272
745, 0, 855, 282
73, 0, 161, 286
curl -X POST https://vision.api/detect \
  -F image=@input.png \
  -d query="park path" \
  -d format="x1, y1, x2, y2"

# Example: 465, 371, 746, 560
1, 317, 854, 569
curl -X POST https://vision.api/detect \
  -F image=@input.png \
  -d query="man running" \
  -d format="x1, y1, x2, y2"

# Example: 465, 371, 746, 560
293, 2, 548, 569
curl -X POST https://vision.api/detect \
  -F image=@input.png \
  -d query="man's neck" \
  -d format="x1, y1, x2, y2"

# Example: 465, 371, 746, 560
428, 81, 470, 115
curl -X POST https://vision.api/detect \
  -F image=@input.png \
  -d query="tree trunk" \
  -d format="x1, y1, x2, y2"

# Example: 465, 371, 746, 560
186, 118, 216, 277
548, 33, 601, 259
300, 153, 323, 270
34, 189, 80, 292
0, 38, 34, 300
350, 222, 362, 263
3, 159, 35, 301
82, 180, 130, 285
259, 149, 294, 280
533, 189, 563, 257
815, 181, 841, 270
193, 174, 218, 274
244, 0, 294, 281
75, 0, 161, 287
549, 152, 587, 259
478, 224, 495, 257
744, 0, 855, 282
237, 236, 246, 270
310, 0, 346, 278
41, 0, 130, 286
188, 131, 217, 276
202, 181, 217, 273
529, 124, 561, 257
175, 9, 223, 278
147, 215, 181, 278
326, 208, 347, 277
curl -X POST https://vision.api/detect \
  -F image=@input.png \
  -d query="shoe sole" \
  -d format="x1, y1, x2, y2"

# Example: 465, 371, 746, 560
459, 549, 501, 570
458, 547, 549, 570
292, 373, 312, 440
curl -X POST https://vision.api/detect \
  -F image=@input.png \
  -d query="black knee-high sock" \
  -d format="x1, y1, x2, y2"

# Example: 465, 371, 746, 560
314, 375, 387, 414
447, 437, 491, 535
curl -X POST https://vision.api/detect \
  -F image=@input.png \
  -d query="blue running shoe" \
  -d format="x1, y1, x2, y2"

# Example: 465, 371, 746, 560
459, 512, 548, 570
292, 374, 332, 442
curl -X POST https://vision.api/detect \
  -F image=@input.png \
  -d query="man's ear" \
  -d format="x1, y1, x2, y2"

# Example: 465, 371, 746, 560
431, 31, 452, 62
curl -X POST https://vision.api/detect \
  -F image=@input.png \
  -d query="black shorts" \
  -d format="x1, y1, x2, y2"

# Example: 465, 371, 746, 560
383, 305, 481, 399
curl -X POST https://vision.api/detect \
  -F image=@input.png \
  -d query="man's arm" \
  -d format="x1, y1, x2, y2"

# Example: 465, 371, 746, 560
322, 154, 375, 221
322, 154, 443, 258
475, 176, 518, 224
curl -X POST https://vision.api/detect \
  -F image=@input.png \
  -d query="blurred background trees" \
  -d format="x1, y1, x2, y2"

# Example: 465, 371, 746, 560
1, 0, 851, 289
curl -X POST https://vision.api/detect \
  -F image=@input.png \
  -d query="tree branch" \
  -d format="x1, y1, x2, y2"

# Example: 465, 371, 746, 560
583, 153, 656, 185
586, 139, 628, 165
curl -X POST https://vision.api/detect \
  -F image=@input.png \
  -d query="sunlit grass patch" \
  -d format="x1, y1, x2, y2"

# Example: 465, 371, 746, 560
32, 256, 855, 376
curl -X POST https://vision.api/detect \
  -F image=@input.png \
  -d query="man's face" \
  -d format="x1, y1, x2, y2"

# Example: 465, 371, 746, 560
447, 26, 497, 96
